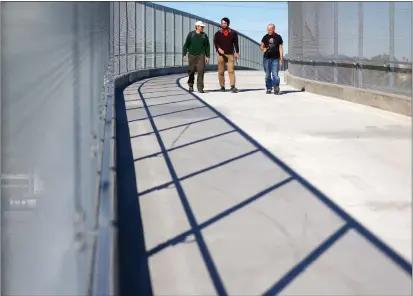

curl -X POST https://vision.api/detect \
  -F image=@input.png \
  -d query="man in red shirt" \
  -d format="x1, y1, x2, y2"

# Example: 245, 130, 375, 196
214, 17, 239, 93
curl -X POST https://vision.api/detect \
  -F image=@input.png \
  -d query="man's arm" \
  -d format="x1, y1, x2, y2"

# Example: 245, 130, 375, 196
279, 36, 284, 64
213, 31, 220, 52
182, 33, 191, 56
233, 31, 239, 53
205, 34, 210, 58
260, 36, 267, 52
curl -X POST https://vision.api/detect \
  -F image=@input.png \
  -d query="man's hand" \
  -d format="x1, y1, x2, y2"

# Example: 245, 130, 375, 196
205, 57, 210, 64
218, 48, 224, 55
235, 53, 240, 60
183, 55, 188, 62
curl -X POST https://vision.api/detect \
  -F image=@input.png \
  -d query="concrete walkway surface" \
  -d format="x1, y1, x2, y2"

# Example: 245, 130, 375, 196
116, 70, 411, 296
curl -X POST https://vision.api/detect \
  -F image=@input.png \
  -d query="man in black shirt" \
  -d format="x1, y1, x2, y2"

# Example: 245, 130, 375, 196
260, 24, 284, 94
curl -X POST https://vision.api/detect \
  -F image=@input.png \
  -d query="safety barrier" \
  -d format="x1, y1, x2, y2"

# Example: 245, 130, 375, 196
288, 2, 412, 97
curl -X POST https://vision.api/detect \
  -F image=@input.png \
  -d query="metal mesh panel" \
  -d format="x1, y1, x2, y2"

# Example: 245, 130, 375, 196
174, 13, 183, 66
155, 8, 165, 67
145, 5, 155, 68
119, 2, 127, 74
2, 2, 114, 295
336, 66, 355, 87
165, 11, 174, 67
119, 2, 127, 56
136, 2, 145, 69
317, 65, 335, 83
394, 71, 412, 96
208, 24, 214, 64
337, 2, 358, 59
182, 15, 190, 41
303, 64, 315, 81
394, 3, 412, 63
127, 2, 136, 72
110, 2, 114, 56
288, 2, 412, 97
190, 17, 197, 30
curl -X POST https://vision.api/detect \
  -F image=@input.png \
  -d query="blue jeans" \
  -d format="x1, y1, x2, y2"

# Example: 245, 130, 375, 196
263, 58, 280, 89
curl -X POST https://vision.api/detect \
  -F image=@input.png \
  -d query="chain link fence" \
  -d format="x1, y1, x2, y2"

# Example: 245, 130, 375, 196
112, 1, 263, 77
287, 2, 412, 97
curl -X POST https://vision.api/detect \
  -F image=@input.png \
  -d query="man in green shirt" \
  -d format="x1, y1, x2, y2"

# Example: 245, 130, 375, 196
183, 21, 210, 93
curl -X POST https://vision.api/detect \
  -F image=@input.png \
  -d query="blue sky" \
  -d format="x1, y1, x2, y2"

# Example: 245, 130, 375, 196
153, 1, 289, 52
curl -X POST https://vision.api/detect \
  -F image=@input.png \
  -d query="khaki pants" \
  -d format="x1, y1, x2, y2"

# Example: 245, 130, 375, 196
187, 54, 205, 90
218, 54, 236, 87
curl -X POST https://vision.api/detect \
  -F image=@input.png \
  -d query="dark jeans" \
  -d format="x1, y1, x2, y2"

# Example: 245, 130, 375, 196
187, 54, 206, 90
263, 57, 280, 89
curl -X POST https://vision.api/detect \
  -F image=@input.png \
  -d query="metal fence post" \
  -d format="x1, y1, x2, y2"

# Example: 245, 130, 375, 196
125, 3, 128, 73
117, 3, 120, 75
135, 2, 137, 70
164, 10, 167, 67
314, 2, 319, 81
358, 2, 363, 88
173, 12, 176, 67
181, 14, 184, 64
389, 2, 395, 91
143, 3, 146, 69
333, 2, 338, 84
153, 4, 156, 68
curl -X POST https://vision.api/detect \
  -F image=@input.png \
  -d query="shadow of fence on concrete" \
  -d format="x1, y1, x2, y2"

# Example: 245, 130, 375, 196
115, 74, 412, 296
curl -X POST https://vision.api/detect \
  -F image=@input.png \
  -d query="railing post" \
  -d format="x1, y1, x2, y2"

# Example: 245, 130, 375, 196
118, 2, 121, 75
314, 2, 319, 81
333, 1, 338, 84
173, 12, 176, 67
134, 2, 137, 70
164, 9, 167, 67
153, 4, 156, 68
358, 2, 363, 88
125, 2, 128, 73
389, 2, 395, 91
143, 3, 146, 69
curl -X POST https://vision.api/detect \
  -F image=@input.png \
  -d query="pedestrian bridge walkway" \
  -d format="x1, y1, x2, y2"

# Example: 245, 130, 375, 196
116, 70, 411, 295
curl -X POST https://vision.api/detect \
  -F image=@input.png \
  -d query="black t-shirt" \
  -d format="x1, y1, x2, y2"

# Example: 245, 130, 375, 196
261, 33, 283, 59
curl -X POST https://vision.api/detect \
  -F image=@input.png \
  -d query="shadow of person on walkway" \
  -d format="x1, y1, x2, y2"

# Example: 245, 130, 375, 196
279, 89, 304, 95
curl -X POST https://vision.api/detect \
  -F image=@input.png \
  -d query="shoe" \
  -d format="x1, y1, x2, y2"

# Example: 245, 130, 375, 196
266, 89, 272, 94
274, 86, 280, 95
220, 86, 226, 92
189, 86, 194, 92
231, 86, 238, 93
198, 89, 205, 93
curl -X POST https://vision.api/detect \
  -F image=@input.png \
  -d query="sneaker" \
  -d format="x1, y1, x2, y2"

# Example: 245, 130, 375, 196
231, 86, 238, 93
266, 89, 272, 94
220, 86, 226, 92
198, 89, 205, 93
189, 86, 194, 92
274, 86, 280, 95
